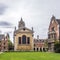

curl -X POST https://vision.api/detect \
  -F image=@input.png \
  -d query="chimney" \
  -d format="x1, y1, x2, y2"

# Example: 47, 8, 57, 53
37, 35, 39, 40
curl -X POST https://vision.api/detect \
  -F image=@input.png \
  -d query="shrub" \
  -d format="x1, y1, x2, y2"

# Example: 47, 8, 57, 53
54, 43, 60, 53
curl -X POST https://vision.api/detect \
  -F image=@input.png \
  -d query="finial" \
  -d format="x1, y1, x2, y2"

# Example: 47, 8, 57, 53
32, 27, 33, 31
51, 15, 56, 20
21, 17, 23, 21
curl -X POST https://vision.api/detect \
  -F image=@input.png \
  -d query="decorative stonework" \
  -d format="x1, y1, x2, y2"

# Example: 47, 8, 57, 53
18, 18, 25, 29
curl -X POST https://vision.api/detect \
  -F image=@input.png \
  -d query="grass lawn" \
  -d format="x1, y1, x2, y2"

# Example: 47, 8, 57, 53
0, 52, 60, 60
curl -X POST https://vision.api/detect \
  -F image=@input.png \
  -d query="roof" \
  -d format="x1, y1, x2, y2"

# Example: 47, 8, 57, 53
56, 19, 60, 25
0, 34, 5, 41
14, 27, 33, 34
51, 16, 60, 25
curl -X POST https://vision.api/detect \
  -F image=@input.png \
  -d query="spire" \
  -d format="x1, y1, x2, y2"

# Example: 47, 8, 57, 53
18, 18, 25, 29
21, 17, 23, 21
51, 15, 56, 20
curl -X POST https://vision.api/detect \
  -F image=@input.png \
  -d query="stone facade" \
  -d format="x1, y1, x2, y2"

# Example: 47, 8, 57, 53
0, 34, 8, 51
14, 18, 34, 51
48, 15, 60, 52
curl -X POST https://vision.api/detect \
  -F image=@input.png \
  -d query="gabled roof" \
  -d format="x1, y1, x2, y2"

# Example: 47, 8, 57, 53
56, 19, 60, 25
14, 27, 34, 34
0, 34, 4, 41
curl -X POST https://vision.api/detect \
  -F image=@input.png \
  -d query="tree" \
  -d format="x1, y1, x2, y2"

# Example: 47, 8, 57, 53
54, 42, 60, 53
7, 33, 14, 51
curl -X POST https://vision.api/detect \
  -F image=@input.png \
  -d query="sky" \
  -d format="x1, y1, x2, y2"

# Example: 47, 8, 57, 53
0, 0, 60, 42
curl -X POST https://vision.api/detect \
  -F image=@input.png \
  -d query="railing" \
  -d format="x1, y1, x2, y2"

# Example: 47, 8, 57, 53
48, 39, 55, 43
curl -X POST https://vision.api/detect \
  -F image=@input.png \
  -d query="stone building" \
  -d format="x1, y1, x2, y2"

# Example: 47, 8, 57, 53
0, 34, 8, 51
14, 18, 34, 51
48, 15, 60, 52
33, 35, 47, 51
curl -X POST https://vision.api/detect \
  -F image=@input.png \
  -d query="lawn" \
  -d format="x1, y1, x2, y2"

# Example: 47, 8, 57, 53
0, 52, 60, 60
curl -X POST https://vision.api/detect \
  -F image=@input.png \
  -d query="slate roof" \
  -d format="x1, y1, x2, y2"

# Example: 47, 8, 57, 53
56, 19, 60, 25
0, 34, 4, 41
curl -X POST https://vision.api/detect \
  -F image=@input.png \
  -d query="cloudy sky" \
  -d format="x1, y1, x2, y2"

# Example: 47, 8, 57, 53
0, 0, 60, 42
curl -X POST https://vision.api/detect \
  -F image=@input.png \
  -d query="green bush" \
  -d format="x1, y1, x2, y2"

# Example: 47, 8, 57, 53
54, 43, 60, 53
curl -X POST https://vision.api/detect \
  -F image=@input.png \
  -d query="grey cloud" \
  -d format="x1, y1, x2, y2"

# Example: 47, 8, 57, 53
0, 3, 8, 15
0, 21, 14, 28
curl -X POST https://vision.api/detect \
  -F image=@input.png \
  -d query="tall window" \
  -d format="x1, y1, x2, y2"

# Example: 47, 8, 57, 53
18, 37, 21, 44
27, 37, 30, 44
48, 34, 50, 39
52, 27, 54, 31
22, 35, 26, 44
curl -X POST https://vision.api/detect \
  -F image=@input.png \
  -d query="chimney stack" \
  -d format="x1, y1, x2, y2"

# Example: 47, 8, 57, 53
37, 35, 39, 40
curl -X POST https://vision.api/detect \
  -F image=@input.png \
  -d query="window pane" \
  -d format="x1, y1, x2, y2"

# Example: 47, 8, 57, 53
22, 35, 26, 44
27, 37, 30, 44
18, 37, 21, 44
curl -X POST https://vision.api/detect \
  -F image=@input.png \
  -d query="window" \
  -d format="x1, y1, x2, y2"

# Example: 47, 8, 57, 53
27, 37, 30, 44
18, 37, 21, 44
4, 47, 5, 49
37, 48, 38, 51
52, 27, 54, 31
22, 35, 26, 44
48, 34, 50, 39
4, 43, 5, 45
34, 44, 35, 47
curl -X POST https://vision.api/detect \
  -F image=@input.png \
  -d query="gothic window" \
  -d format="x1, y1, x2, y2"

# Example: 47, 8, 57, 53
54, 34, 56, 40
4, 47, 5, 49
22, 35, 26, 44
18, 37, 21, 44
34, 48, 35, 51
48, 34, 50, 39
37, 48, 38, 51
4, 43, 5, 45
27, 37, 30, 44
52, 27, 54, 31
34, 44, 35, 47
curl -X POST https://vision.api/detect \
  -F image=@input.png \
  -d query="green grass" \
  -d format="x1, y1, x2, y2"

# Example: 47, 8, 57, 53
0, 52, 60, 60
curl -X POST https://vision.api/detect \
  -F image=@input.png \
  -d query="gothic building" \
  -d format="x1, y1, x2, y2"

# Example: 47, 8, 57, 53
33, 35, 48, 51
48, 15, 60, 51
14, 18, 34, 51
0, 34, 8, 51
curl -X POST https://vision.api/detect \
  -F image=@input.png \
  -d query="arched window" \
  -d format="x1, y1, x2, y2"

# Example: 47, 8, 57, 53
18, 37, 21, 44
22, 35, 26, 44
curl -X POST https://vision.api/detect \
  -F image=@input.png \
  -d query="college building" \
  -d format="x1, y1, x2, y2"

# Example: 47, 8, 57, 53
1, 16, 60, 52
14, 18, 34, 51
48, 15, 60, 52
0, 34, 8, 51
33, 35, 48, 51
14, 18, 48, 51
